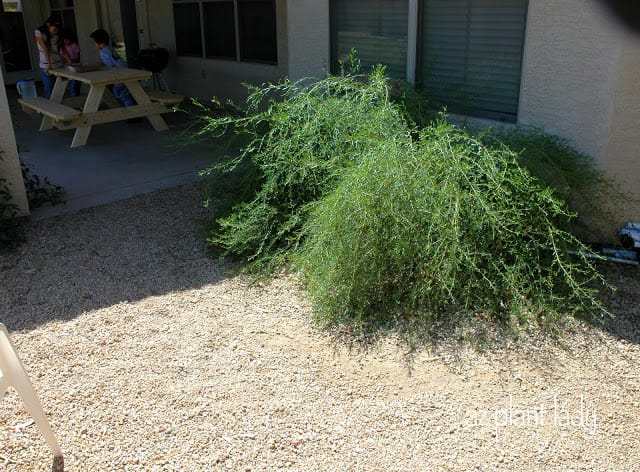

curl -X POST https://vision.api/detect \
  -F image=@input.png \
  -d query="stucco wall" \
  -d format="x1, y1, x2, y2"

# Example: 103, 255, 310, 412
518, 0, 639, 221
0, 68, 28, 215
287, 0, 330, 81
518, 0, 622, 158
602, 32, 640, 219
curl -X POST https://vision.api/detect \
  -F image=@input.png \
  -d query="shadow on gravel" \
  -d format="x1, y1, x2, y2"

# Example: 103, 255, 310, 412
321, 263, 640, 368
1, 184, 230, 331
580, 264, 640, 346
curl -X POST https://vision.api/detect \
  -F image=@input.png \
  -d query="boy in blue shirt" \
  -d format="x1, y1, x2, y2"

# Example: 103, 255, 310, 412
89, 29, 135, 107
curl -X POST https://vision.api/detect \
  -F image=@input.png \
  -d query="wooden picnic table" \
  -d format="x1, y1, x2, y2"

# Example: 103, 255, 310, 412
19, 67, 175, 148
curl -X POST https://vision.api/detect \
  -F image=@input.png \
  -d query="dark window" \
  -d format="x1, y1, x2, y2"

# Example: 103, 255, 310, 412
330, 0, 408, 78
203, 1, 236, 59
238, 0, 277, 63
418, 0, 528, 122
174, 3, 203, 57
330, 0, 528, 121
0, 7, 32, 72
174, 0, 277, 64
49, 0, 76, 32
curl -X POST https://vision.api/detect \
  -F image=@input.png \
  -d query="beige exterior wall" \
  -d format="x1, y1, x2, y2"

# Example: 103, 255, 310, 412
518, 0, 640, 220
519, 0, 622, 158
0, 68, 28, 215
103, 0, 124, 44
601, 33, 640, 219
287, 0, 330, 81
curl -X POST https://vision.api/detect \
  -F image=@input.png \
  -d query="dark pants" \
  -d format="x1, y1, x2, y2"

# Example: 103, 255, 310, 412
40, 69, 81, 98
39, 68, 54, 99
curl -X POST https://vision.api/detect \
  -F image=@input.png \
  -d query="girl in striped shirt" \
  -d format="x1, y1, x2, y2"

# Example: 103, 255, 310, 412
34, 16, 64, 99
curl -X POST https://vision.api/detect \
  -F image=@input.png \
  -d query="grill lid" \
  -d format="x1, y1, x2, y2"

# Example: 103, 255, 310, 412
138, 48, 169, 73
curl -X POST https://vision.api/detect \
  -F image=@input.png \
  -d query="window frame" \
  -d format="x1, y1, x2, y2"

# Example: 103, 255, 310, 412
173, 0, 278, 65
415, 0, 529, 122
329, 0, 412, 80
49, 0, 77, 32
330, 0, 528, 122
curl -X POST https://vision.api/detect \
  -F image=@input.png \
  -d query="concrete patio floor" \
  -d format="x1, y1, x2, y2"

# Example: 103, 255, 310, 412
7, 86, 214, 220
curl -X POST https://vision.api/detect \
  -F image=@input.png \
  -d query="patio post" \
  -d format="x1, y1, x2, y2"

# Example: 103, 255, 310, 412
0, 67, 28, 216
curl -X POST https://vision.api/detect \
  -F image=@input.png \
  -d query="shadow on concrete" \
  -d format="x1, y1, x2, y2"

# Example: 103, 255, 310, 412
7, 85, 214, 220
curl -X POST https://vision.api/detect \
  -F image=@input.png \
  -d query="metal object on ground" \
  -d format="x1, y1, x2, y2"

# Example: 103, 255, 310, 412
602, 247, 639, 261
620, 223, 640, 249
0, 323, 63, 468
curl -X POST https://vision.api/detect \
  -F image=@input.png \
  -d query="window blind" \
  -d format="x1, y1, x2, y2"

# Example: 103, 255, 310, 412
331, 0, 409, 78
419, 0, 528, 121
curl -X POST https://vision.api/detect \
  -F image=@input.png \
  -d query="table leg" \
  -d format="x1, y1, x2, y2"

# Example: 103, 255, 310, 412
39, 76, 68, 131
70, 84, 106, 148
125, 80, 169, 132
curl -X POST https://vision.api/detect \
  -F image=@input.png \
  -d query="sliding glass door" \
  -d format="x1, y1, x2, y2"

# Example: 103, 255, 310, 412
0, 1, 33, 82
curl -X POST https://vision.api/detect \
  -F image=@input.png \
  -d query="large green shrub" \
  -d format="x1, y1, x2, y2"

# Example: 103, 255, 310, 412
298, 120, 604, 331
194, 68, 607, 333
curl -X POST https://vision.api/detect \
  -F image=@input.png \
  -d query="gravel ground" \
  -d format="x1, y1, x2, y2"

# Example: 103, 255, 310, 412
1, 183, 639, 471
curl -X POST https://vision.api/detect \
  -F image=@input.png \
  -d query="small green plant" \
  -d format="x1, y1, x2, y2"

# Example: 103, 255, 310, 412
1, 154, 64, 251
1, 152, 22, 250
20, 159, 64, 210
1, 174, 21, 250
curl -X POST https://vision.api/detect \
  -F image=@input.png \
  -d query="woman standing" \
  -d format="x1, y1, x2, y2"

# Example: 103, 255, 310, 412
34, 16, 64, 99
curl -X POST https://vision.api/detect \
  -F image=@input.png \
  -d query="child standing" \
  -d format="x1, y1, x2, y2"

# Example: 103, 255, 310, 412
89, 28, 135, 107
60, 30, 81, 97
34, 16, 64, 99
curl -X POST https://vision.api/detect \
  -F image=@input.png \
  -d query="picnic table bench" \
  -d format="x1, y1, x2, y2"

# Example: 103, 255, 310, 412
19, 97, 81, 122
146, 89, 184, 106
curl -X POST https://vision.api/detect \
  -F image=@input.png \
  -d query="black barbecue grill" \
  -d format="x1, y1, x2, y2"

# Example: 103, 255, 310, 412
138, 47, 170, 90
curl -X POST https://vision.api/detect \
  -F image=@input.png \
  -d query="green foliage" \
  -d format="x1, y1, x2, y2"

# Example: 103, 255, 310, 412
21, 160, 64, 210
1, 153, 64, 251
193, 68, 609, 334
298, 119, 605, 332
1, 171, 21, 251
485, 129, 628, 243
196, 67, 409, 270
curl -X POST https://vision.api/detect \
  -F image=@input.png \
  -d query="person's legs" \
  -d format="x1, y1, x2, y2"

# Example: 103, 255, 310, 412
68, 79, 80, 97
39, 69, 54, 99
112, 83, 135, 107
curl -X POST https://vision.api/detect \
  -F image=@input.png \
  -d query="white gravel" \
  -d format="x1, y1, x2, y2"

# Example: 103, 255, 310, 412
1, 183, 639, 471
